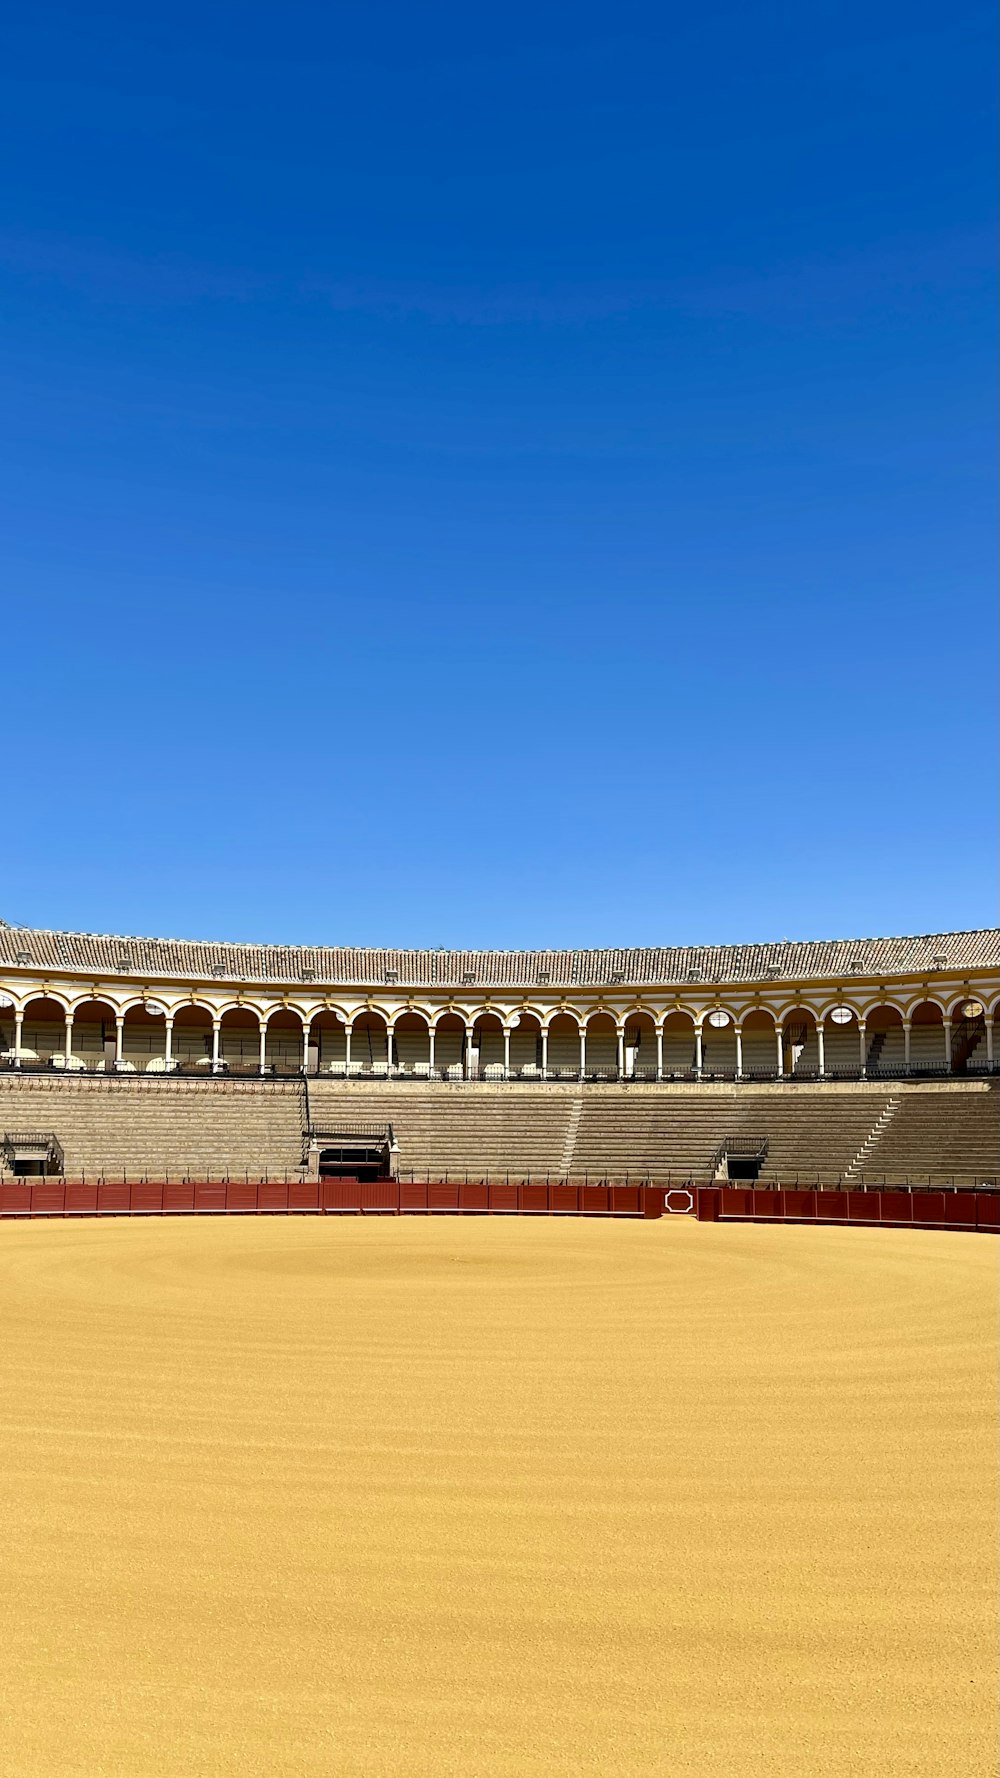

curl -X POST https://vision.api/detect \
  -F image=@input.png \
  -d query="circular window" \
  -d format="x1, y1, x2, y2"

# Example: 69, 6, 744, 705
828, 1006, 854, 1025
961, 999, 984, 1020
706, 1010, 730, 1029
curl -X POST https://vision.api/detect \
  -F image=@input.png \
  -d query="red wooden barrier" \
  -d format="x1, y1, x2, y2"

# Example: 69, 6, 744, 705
553, 1183, 580, 1214
225, 1182, 258, 1213
162, 1182, 195, 1213
753, 1189, 782, 1218
129, 1183, 164, 1214
360, 1180, 396, 1212
580, 1185, 609, 1213
28, 1182, 65, 1214
398, 1182, 428, 1211
289, 1181, 320, 1211
815, 1190, 848, 1218
488, 1182, 518, 1212
98, 1182, 130, 1214
520, 1183, 548, 1213
322, 1179, 359, 1211
0, 1183, 31, 1214
948, 1193, 978, 1228
193, 1183, 227, 1213
611, 1187, 640, 1215
977, 1193, 1000, 1230
458, 1182, 489, 1212
428, 1182, 460, 1211
880, 1191, 913, 1224
913, 1192, 945, 1224
65, 1182, 98, 1215
847, 1191, 881, 1223
782, 1189, 816, 1219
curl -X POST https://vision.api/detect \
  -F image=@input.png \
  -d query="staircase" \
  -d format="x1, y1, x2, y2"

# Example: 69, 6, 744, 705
843, 1098, 899, 1183
951, 1018, 986, 1072
865, 1030, 887, 1071
559, 1094, 584, 1175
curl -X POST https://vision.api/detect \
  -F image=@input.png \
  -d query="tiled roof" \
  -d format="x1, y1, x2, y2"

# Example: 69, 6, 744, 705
0, 925, 997, 988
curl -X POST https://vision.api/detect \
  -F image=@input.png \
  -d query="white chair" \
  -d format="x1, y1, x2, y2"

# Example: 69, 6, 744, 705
145, 1056, 177, 1074
483, 1062, 505, 1080
446, 1063, 463, 1081
413, 1061, 431, 1078
327, 1060, 347, 1077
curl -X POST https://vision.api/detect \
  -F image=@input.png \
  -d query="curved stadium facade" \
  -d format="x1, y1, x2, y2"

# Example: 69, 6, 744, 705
1, 921, 997, 1198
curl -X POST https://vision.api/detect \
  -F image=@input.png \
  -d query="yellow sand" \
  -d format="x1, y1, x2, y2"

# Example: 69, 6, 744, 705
0, 1217, 995, 1778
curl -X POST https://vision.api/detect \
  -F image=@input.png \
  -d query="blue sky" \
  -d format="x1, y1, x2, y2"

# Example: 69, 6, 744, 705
2, 1, 996, 948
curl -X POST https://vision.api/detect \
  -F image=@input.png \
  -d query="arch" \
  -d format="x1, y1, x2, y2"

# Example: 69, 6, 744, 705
119, 1001, 172, 1073
949, 994, 989, 1074
172, 1003, 215, 1072
907, 999, 947, 1076
350, 1011, 389, 1075
217, 1005, 261, 1074
507, 1009, 543, 1079
740, 1008, 779, 1080
392, 1009, 430, 1076
861, 1003, 906, 1079
430, 1005, 472, 1031
661, 1009, 696, 1080
10, 994, 73, 1068
546, 1010, 582, 1078
432, 1010, 466, 1079
312, 1007, 349, 1075
470, 1011, 504, 1079
56, 997, 119, 1072
778, 1005, 819, 1080
584, 1010, 618, 1079
622, 1009, 657, 1080
701, 1007, 741, 1081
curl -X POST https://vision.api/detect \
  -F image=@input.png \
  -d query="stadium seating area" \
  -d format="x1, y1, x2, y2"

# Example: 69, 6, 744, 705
2, 1074, 994, 1187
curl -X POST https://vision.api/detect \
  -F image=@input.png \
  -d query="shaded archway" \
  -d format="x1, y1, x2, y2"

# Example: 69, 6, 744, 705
121, 1003, 170, 1073
547, 1012, 582, 1079
393, 1011, 430, 1075
780, 1007, 819, 1079
701, 1009, 739, 1080
432, 1012, 466, 1079
863, 1004, 905, 1077
172, 1005, 214, 1072
66, 998, 119, 1070
351, 1012, 389, 1075
623, 1011, 657, 1080
508, 1012, 543, 1078
217, 1007, 260, 1074
661, 1011, 696, 1080
585, 1012, 618, 1079
908, 1001, 946, 1075
313, 1011, 348, 1074
471, 1012, 504, 1078
17, 995, 70, 1067
741, 1009, 779, 1079
950, 995, 988, 1073
819, 1005, 862, 1078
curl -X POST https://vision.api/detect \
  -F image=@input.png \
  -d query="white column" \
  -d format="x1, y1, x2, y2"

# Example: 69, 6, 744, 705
902, 1020, 911, 1074
64, 1013, 74, 1065
385, 1025, 394, 1073
816, 1023, 825, 1079
694, 1023, 703, 1080
942, 1019, 952, 1071
115, 1015, 125, 1065
13, 1010, 23, 1066
464, 1025, 475, 1079
858, 1020, 867, 1078
164, 1016, 174, 1071
344, 1023, 353, 1075
428, 1026, 436, 1075
986, 1019, 994, 1067
616, 1029, 625, 1080
656, 1027, 663, 1082
735, 1026, 743, 1081
301, 1021, 312, 1075
775, 1023, 784, 1078
540, 1029, 549, 1080
258, 1020, 268, 1074
211, 1021, 221, 1072
503, 1027, 511, 1080
579, 1027, 587, 1079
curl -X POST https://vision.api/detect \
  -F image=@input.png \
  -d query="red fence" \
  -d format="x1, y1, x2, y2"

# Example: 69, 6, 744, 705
1, 1179, 996, 1231
695, 1185, 999, 1232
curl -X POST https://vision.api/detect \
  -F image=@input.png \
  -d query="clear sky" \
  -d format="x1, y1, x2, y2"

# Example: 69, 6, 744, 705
2, 1, 996, 949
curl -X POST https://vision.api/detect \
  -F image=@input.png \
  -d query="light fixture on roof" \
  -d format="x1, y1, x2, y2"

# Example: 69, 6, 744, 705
686, 968, 702, 983
384, 969, 398, 984
536, 972, 550, 986
210, 964, 227, 978
765, 965, 781, 979
300, 968, 316, 983
847, 958, 864, 973
932, 954, 948, 968
462, 971, 476, 985
117, 954, 133, 971
15, 951, 32, 965
610, 971, 625, 985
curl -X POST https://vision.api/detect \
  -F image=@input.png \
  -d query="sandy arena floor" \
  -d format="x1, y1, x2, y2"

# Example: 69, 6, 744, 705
0, 1215, 995, 1778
